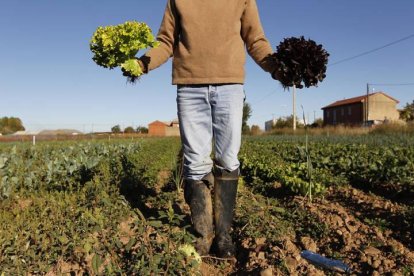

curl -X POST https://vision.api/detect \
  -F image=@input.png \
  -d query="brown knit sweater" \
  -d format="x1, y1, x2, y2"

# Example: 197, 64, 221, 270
139, 0, 275, 85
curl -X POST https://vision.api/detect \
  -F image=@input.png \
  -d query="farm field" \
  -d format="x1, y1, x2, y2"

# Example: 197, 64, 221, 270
0, 135, 413, 275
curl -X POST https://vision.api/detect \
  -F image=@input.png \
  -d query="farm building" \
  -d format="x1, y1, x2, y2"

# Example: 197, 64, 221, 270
37, 129, 82, 136
148, 119, 180, 136
11, 130, 39, 136
321, 92, 400, 126
265, 118, 277, 131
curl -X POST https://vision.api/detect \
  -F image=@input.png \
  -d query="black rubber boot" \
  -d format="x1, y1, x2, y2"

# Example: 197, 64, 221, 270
213, 167, 239, 258
184, 173, 214, 256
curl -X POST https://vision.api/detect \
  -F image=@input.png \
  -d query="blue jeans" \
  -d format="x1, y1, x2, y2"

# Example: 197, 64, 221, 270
176, 84, 245, 180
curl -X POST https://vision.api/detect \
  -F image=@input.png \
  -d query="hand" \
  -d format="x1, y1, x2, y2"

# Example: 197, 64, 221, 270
271, 69, 293, 88
121, 67, 132, 77
121, 59, 140, 77
271, 68, 281, 81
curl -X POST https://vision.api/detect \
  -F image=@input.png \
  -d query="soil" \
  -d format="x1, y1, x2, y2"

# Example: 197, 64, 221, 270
197, 182, 414, 275
118, 179, 414, 275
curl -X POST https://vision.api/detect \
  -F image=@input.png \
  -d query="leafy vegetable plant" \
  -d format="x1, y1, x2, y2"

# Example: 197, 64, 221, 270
90, 21, 159, 82
272, 36, 329, 89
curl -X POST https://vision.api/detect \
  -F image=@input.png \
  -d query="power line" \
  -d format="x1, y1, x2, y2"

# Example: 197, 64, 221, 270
369, 83, 414, 86
248, 34, 414, 111
329, 33, 414, 67
250, 89, 278, 105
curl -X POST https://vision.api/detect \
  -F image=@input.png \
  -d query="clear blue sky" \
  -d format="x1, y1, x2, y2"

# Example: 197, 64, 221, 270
1, 0, 413, 132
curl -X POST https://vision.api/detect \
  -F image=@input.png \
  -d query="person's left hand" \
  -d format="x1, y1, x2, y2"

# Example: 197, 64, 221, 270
271, 68, 282, 81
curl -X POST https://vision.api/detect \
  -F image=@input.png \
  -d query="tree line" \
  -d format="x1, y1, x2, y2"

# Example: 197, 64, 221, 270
0, 117, 25, 135
111, 125, 148, 134
400, 100, 414, 122
2, 100, 412, 136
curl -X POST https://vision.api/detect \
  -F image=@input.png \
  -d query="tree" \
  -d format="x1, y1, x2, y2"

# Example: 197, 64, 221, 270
124, 126, 135, 133
399, 100, 414, 122
251, 125, 262, 135
273, 115, 304, 129
242, 102, 252, 134
311, 118, 324, 128
0, 117, 25, 135
111, 125, 121, 133
136, 126, 148, 133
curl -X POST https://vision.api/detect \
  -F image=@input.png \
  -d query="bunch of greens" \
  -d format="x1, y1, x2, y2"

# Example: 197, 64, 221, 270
272, 36, 329, 89
90, 21, 159, 82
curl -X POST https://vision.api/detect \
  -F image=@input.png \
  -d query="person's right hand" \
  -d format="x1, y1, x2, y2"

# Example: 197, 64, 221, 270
121, 67, 132, 77
121, 59, 141, 77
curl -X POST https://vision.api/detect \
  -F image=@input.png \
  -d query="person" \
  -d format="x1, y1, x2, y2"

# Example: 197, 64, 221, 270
129, 0, 280, 258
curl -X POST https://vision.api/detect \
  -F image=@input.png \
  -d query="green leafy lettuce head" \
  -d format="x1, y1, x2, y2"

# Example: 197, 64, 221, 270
90, 21, 159, 82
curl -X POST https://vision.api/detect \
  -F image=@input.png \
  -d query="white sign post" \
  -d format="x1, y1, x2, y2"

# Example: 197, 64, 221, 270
293, 84, 297, 131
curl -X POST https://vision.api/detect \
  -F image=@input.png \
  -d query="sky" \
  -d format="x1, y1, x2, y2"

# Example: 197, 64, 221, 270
0, 0, 413, 132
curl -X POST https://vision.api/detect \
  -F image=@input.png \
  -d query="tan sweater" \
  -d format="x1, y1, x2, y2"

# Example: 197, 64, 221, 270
139, 0, 275, 85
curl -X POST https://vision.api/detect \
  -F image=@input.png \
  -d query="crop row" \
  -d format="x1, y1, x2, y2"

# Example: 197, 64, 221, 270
240, 136, 414, 196
0, 138, 201, 274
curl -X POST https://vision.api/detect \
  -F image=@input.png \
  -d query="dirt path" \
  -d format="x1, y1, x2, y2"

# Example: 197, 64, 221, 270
350, 182, 414, 207
232, 183, 414, 275
292, 184, 414, 275
168, 181, 414, 275
327, 185, 414, 250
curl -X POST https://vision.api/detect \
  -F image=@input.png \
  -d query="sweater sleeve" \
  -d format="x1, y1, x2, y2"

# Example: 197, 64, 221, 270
241, 0, 276, 73
139, 0, 179, 73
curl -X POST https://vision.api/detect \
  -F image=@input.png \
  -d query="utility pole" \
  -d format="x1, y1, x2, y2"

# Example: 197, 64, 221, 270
366, 83, 370, 126
292, 84, 296, 131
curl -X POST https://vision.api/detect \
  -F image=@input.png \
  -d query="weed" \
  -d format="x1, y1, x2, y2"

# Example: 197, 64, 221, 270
363, 217, 390, 232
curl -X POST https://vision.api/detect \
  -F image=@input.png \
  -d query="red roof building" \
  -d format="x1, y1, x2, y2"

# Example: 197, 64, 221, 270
321, 92, 399, 126
148, 119, 180, 136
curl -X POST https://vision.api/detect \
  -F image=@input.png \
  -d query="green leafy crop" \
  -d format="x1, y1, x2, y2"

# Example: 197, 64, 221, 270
90, 21, 159, 82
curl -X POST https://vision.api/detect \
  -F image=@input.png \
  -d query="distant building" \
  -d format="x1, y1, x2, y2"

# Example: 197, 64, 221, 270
11, 130, 39, 136
37, 129, 82, 136
148, 119, 180, 136
321, 92, 400, 126
265, 118, 277, 131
